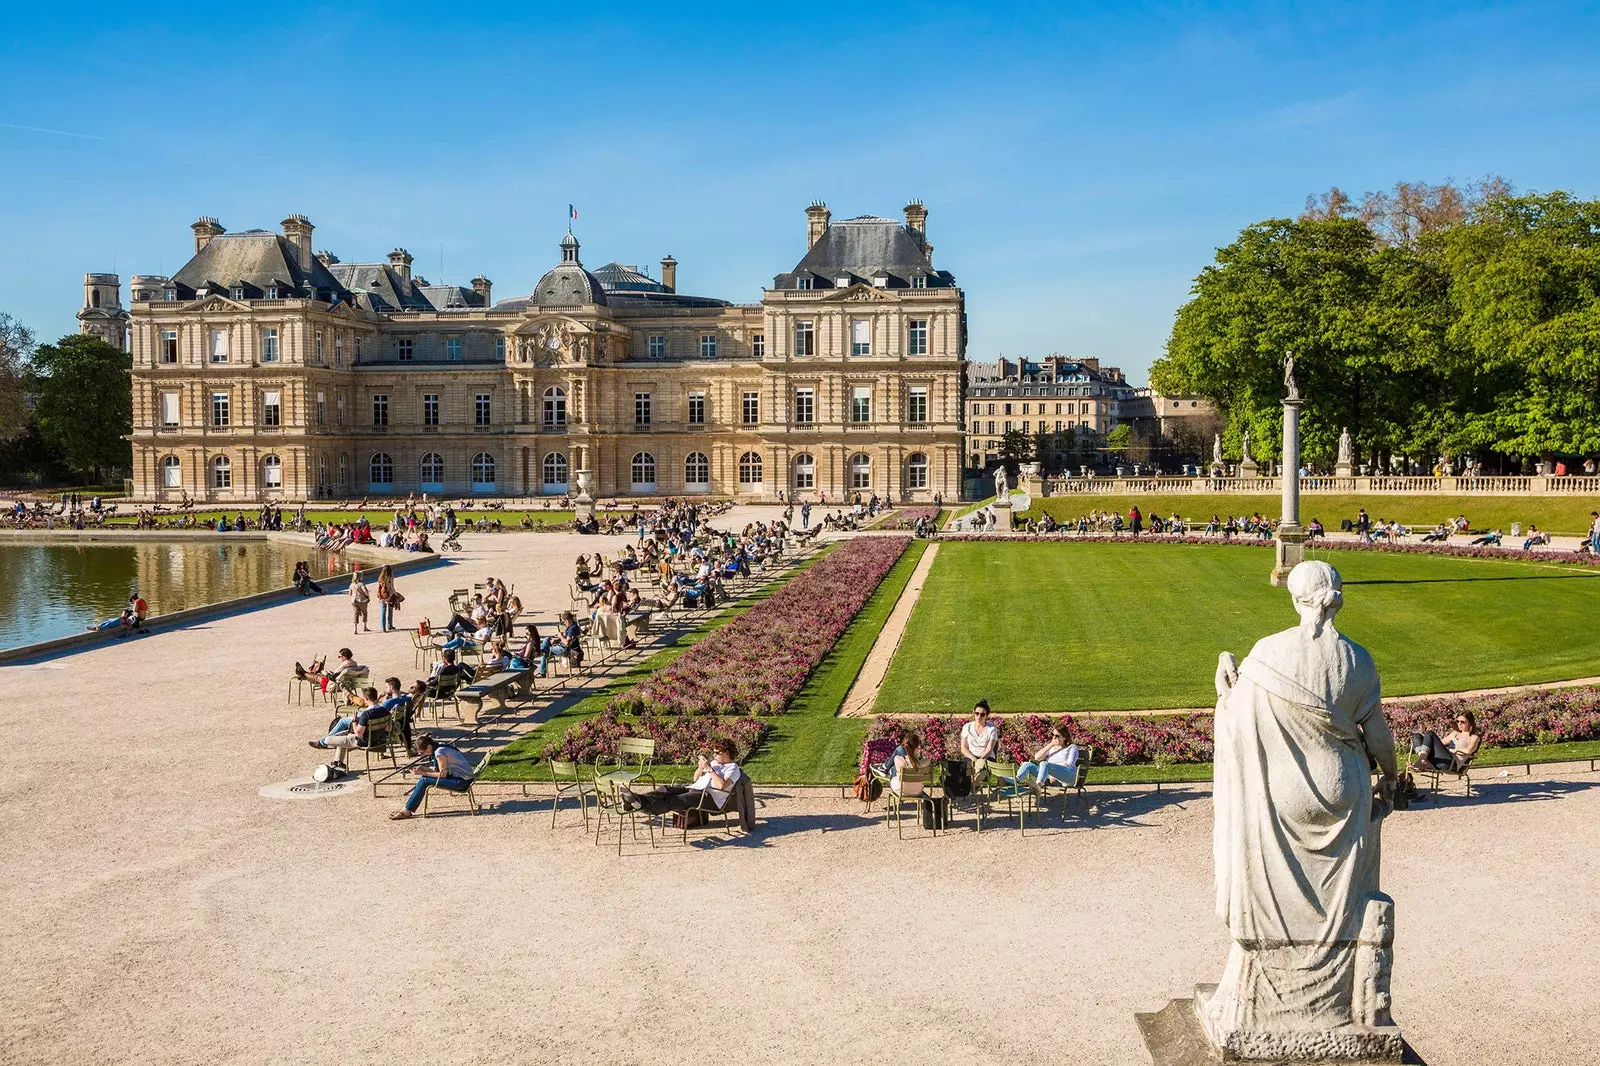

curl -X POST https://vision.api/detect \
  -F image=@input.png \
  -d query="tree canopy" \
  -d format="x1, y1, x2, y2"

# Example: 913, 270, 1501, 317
0, 313, 33, 442
28, 333, 132, 482
1152, 182, 1600, 469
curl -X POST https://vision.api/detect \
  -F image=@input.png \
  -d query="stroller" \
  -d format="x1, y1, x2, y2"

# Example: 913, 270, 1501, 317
440, 528, 463, 552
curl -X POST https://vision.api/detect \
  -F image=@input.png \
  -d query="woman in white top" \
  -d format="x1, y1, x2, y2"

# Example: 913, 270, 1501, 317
959, 701, 1000, 763
1015, 724, 1080, 788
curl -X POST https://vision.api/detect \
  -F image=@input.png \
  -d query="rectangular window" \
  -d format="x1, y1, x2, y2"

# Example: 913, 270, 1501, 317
794, 321, 815, 357
335, 334, 343, 366
495, 336, 506, 360
793, 387, 814, 425
700, 334, 717, 359
316, 391, 325, 426
354, 335, 363, 360
315, 331, 324, 364
262, 390, 282, 427
209, 329, 229, 363
260, 327, 279, 363
648, 334, 666, 359
1021, 403, 1030, 415
336, 393, 345, 424
908, 386, 928, 424
397, 338, 413, 362
851, 385, 871, 423
372, 394, 389, 427
796, 276, 812, 290
742, 391, 759, 425
447, 338, 464, 361
634, 392, 651, 426
751, 333, 765, 358
688, 391, 706, 425
265, 285, 279, 300
230, 286, 244, 301
160, 330, 178, 364
1004, 420, 1013, 432
971, 404, 981, 417
160, 392, 179, 427
1055, 421, 1063, 432
211, 391, 230, 427
475, 392, 491, 426
912, 275, 928, 289
1080, 402, 1090, 414
987, 420, 995, 434
423, 393, 439, 427
907, 319, 928, 356
1038, 421, 1047, 434
987, 403, 996, 415
850, 319, 870, 357
1004, 403, 1013, 415
1055, 403, 1063, 415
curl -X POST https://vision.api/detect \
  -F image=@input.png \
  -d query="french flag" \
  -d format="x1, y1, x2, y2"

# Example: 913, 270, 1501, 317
569, 204, 578, 221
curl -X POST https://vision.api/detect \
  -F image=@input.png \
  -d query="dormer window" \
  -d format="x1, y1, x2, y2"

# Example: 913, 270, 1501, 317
265, 286, 278, 299
162, 288, 177, 302
796, 277, 812, 290
872, 272, 889, 288
912, 275, 928, 289
230, 286, 245, 301
836, 276, 851, 288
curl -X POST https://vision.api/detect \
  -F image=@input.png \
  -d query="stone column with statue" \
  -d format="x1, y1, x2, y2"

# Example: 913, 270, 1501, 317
1238, 429, 1259, 480
1337, 426, 1355, 479
989, 466, 1013, 532
1138, 560, 1405, 1065
1273, 353, 1306, 586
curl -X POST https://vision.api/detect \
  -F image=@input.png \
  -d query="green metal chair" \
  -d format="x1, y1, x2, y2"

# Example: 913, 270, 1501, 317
883, 767, 932, 839
420, 752, 488, 816
549, 758, 594, 829
984, 760, 1041, 835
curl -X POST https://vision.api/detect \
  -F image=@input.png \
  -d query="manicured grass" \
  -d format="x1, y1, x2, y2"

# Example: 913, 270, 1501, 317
739, 540, 929, 784
875, 541, 1600, 714
1021, 493, 1600, 534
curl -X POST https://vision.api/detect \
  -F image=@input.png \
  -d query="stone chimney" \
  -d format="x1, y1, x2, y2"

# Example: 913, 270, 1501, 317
660, 255, 677, 293
387, 248, 413, 282
805, 201, 831, 249
192, 216, 225, 253
471, 275, 493, 304
904, 199, 930, 257
280, 214, 314, 271
315, 250, 340, 266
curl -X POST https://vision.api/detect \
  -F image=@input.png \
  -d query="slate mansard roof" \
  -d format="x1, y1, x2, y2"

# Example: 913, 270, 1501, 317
772, 215, 955, 290
169, 232, 348, 301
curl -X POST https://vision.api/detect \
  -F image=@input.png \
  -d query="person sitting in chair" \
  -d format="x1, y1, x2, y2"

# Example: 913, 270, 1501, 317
959, 701, 1000, 767
297, 649, 361, 694
426, 649, 469, 694
882, 731, 927, 790
1013, 724, 1080, 789
1411, 711, 1482, 773
624, 737, 742, 815
537, 612, 583, 677
310, 686, 388, 760
390, 733, 474, 820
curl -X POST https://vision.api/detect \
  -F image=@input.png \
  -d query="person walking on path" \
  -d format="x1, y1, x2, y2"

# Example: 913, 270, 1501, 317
349, 567, 372, 634
376, 565, 402, 632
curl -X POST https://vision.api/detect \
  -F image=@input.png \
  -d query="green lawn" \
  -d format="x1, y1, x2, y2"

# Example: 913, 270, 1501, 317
875, 541, 1600, 714
1021, 493, 1600, 534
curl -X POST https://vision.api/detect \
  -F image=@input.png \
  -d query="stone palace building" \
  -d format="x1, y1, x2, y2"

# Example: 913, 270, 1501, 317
105, 202, 966, 503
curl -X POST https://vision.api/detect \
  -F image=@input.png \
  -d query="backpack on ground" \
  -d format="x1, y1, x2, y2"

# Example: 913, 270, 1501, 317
943, 759, 972, 798
853, 774, 882, 804
919, 795, 947, 830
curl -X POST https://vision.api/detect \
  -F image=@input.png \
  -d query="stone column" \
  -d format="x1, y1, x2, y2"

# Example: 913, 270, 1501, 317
1272, 398, 1306, 587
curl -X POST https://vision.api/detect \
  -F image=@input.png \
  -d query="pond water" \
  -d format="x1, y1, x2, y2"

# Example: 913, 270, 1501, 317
0, 540, 354, 651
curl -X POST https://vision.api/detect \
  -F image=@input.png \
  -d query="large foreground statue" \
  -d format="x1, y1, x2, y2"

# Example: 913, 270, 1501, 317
1201, 560, 1403, 1061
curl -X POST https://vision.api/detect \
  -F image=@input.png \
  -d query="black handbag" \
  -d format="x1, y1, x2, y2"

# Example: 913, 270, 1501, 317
919, 796, 947, 830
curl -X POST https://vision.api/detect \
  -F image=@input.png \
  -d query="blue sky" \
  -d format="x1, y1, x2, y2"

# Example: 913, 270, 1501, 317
3, 1, 1597, 383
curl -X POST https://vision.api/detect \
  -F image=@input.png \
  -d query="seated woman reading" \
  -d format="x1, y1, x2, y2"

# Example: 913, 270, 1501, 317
1411, 711, 1482, 773
624, 737, 742, 814
1014, 725, 1080, 788
881, 731, 927, 790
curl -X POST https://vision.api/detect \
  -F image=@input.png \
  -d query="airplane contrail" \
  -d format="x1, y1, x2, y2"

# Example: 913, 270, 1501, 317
0, 122, 104, 141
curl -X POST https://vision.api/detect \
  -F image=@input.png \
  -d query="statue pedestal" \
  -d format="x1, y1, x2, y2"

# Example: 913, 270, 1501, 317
1271, 524, 1306, 587
1239, 459, 1260, 479
1336, 462, 1354, 479
990, 499, 1013, 532
573, 469, 596, 525
1136, 990, 1407, 1065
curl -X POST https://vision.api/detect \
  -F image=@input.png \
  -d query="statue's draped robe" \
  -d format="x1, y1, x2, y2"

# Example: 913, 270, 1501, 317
1208, 627, 1393, 1033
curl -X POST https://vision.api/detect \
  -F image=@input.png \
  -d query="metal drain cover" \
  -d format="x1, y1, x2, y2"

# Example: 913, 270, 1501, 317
260, 774, 367, 800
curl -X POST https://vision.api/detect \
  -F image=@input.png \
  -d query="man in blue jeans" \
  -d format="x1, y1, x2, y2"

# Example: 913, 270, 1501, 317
391, 734, 474, 819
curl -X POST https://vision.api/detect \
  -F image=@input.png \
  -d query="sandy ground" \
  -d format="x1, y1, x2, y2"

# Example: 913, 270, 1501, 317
3, 511, 1599, 1065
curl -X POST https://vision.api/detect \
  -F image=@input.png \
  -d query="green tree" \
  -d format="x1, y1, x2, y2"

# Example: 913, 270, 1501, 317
29, 334, 132, 482
1104, 424, 1133, 459
997, 428, 1034, 474
0, 313, 33, 441
1431, 192, 1600, 464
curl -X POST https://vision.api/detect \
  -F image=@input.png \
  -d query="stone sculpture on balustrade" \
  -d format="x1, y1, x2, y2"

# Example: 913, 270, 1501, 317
1138, 560, 1406, 1065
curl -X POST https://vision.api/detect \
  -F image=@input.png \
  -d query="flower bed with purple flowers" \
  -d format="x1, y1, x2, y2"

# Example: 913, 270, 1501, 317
934, 531, 1600, 568
540, 709, 769, 764
608, 537, 912, 716
868, 686, 1600, 768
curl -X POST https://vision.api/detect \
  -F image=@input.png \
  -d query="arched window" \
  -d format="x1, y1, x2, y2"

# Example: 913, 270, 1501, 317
471, 452, 496, 491
419, 452, 444, 490
338, 455, 348, 489
792, 453, 815, 490
161, 455, 181, 489
541, 451, 569, 492
262, 454, 282, 488
369, 452, 393, 487
684, 452, 710, 492
850, 452, 871, 490
543, 386, 567, 427
738, 451, 763, 486
91, 289, 101, 308
906, 452, 929, 490
630, 451, 657, 492
318, 456, 329, 495
212, 455, 232, 489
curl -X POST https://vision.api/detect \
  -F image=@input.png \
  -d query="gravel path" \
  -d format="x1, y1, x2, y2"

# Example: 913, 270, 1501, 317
839, 543, 939, 717
2, 516, 1597, 1064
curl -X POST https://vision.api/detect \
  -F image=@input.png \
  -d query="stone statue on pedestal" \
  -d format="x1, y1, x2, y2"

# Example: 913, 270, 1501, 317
993, 466, 1009, 498
1337, 427, 1355, 478
1284, 353, 1300, 401
1213, 433, 1223, 465
1201, 560, 1402, 1061
1240, 430, 1253, 463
